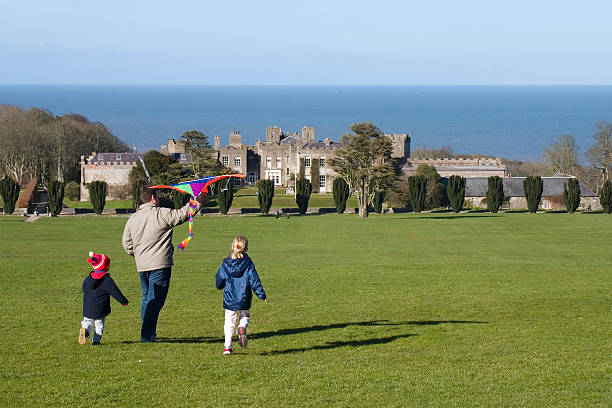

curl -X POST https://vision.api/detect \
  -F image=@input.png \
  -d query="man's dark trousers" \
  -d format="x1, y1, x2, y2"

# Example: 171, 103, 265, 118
139, 268, 171, 342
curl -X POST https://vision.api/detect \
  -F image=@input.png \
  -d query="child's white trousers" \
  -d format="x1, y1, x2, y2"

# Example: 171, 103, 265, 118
224, 309, 250, 349
81, 317, 105, 343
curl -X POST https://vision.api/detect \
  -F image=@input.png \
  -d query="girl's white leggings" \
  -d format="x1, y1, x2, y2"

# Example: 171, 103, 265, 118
81, 317, 105, 343
224, 309, 250, 349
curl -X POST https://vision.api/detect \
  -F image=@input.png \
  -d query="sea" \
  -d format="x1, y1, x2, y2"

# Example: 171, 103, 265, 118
1, 85, 611, 161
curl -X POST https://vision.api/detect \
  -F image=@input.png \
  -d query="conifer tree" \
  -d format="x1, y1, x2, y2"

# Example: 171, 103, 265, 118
217, 179, 234, 215
310, 158, 320, 194
407, 175, 427, 213
332, 177, 350, 214
88, 181, 107, 214
447, 175, 466, 213
599, 180, 612, 214
0, 176, 20, 214
48, 180, 64, 216
485, 176, 504, 213
373, 190, 385, 213
296, 177, 312, 215
563, 178, 580, 213
131, 179, 147, 209
258, 179, 274, 215
523, 176, 543, 213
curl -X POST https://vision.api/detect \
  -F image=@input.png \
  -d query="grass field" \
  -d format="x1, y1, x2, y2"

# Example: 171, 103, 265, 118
0, 212, 610, 407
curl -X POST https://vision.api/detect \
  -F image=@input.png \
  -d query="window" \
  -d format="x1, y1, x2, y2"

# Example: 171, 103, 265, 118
319, 175, 326, 189
286, 156, 290, 164
305, 157, 311, 167
222, 156, 229, 166
266, 157, 271, 168
234, 157, 241, 167
320, 157, 325, 167
273, 174, 281, 185
276, 157, 281, 168
247, 172, 258, 183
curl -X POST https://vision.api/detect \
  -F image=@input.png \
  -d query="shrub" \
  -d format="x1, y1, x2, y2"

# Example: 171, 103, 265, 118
0, 177, 20, 214
333, 177, 350, 214
131, 179, 147, 209
64, 181, 80, 201
563, 178, 580, 214
48, 180, 64, 216
373, 190, 385, 213
523, 176, 543, 213
296, 177, 312, 215
258, 179, 274, 215
310, 159, 320, 194
485, 176, 504, 213
600, 180, 612, 214
217, 180, 234, 215
18, 178, 37, 209
172, 191, 191, 209
407, 175, 427, 213
416, 165, 447, 209
88, 181, 107, 214
447, 175, 466, 213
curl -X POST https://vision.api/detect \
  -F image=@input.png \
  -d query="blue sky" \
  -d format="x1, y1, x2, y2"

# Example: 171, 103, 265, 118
2, 1, 611, 85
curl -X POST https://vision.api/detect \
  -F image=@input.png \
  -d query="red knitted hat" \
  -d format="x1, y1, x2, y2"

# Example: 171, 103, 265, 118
88, 251, 110, 271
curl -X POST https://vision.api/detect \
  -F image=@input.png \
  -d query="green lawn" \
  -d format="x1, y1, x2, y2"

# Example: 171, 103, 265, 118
0, 213, 610, 407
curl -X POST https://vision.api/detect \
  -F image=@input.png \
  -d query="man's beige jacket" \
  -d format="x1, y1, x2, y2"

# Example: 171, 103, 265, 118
122, 202, 201, 272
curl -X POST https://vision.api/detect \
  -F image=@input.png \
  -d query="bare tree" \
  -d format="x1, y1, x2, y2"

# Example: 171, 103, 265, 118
542, 134, 579, 175
586, 121, 612, 190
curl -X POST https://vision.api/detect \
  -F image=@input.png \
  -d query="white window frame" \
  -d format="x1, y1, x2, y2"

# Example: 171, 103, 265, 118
266, 157, 272, 169
320, 157, 325, 167
319, 175, 326, 189
305, 157, 311, 167
276, 156, 281, 168
234, 157, 241, 167
222, 156, 229, 166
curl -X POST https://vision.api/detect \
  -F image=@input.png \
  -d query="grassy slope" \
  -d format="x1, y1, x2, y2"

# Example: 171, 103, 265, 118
0, 213, 610, 407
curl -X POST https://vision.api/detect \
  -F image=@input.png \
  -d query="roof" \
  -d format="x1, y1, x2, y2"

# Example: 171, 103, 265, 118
464, 177, 597, 197
434, 166, 506, 171
89, 153, 142, 164
302, 141, 339, 149
280, 136, 298, 145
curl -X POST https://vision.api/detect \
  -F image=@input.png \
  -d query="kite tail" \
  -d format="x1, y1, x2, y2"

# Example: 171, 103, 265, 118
177, 198, 197, 251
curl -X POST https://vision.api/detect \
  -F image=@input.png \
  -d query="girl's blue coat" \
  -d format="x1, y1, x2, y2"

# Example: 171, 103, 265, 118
215, 254, 266, 310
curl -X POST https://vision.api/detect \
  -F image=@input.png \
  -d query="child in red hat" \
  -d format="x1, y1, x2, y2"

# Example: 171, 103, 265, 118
79, 251, 129, 345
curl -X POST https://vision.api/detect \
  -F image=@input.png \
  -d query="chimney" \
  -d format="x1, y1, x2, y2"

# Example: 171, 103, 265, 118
229, 131, 242, 148
325, 138, 331, 146
214, 136, 220, 150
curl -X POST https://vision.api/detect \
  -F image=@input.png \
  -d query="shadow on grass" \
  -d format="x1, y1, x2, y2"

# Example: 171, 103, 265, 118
259, 333, 418, 355
149, 320, 485, 345
412, 215, 497, 220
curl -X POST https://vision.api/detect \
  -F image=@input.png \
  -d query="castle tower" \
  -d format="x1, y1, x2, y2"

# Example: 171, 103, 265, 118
229, 131, 242, 148
390, 133, 411, 159
302, 126, 314, 142
266, 126, 282, 143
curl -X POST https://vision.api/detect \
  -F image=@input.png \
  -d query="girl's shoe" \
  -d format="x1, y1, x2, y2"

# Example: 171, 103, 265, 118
223, 349, 232, 355
238, 326, 248, 348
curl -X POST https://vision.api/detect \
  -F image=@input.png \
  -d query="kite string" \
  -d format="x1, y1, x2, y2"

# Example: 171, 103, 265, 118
177, 197, 198, 251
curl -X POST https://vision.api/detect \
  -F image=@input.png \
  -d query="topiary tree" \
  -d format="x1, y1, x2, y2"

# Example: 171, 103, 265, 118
563, 178, 581, 214
0, 177, 20, 214
131, 179, 147, 209
258, 179, 274, 215
64, 181, 80, 201
296, 177, 312, 215
373, 190, 385, 213
599, 180, 612, 214
48, 180, 65, 216
407, 175, 427, 213
172, 190, 191, 209
447, 175, 466, 213
333, 177, 350, 214
88, 181, 107, 215
310, 158, 320, 194
523, 176, 543, 213
416, 165, 447, 210
485, 176, 504, 213
217, 179, 234, 215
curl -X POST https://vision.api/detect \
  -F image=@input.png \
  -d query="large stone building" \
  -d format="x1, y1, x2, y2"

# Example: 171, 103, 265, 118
79, 152, 142, 200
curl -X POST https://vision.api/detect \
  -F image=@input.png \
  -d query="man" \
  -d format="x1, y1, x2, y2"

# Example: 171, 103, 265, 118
122, 187, 207, 342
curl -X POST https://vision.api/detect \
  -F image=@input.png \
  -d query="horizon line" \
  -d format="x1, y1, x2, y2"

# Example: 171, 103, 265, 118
2, 83, 612, 87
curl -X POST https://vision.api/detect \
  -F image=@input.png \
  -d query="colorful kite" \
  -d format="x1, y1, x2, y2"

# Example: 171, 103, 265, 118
150, 174, 245, 251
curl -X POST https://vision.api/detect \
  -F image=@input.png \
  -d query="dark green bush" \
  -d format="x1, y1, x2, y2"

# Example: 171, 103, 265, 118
172, 190, 191, 209
485, 176, 504, 213
563, 178, 580, 214
131, 179, 147, 209
64, 181, 80, 201
373, 190, 385, 213
523, 176, 543, 213
0, 177, 20, 214
407, 175, 427, 213
600, 180, 612, 214
217, 179, 234, 215
333, 177, 350, 214
296, 177, 312, 215
447, 175, 466, 213
48, 180, 64, 216
88, 181, 107, 214
258, 179, 274, 215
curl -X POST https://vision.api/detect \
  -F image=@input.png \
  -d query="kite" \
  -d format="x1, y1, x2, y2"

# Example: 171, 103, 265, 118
150, 174, 245, 251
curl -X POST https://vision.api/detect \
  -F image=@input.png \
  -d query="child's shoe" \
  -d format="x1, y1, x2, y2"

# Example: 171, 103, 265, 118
78, 328, 88, 345
223, 348, 232, 355
238, 326, 248, 348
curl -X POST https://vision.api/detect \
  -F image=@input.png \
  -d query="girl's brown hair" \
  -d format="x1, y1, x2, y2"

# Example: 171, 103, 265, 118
231, 235, 248, 259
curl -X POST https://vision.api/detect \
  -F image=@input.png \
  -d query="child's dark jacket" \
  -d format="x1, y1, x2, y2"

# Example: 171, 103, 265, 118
216, 254, 266, 310
82, 272, 128, 319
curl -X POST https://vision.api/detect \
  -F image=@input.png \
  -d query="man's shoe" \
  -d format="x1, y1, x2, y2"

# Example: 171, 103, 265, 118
78, 328, 87, 345
223, 348, 232, 355
92, 341, 100, 346
140, 337, 156, 343
238, 326, 248, 348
